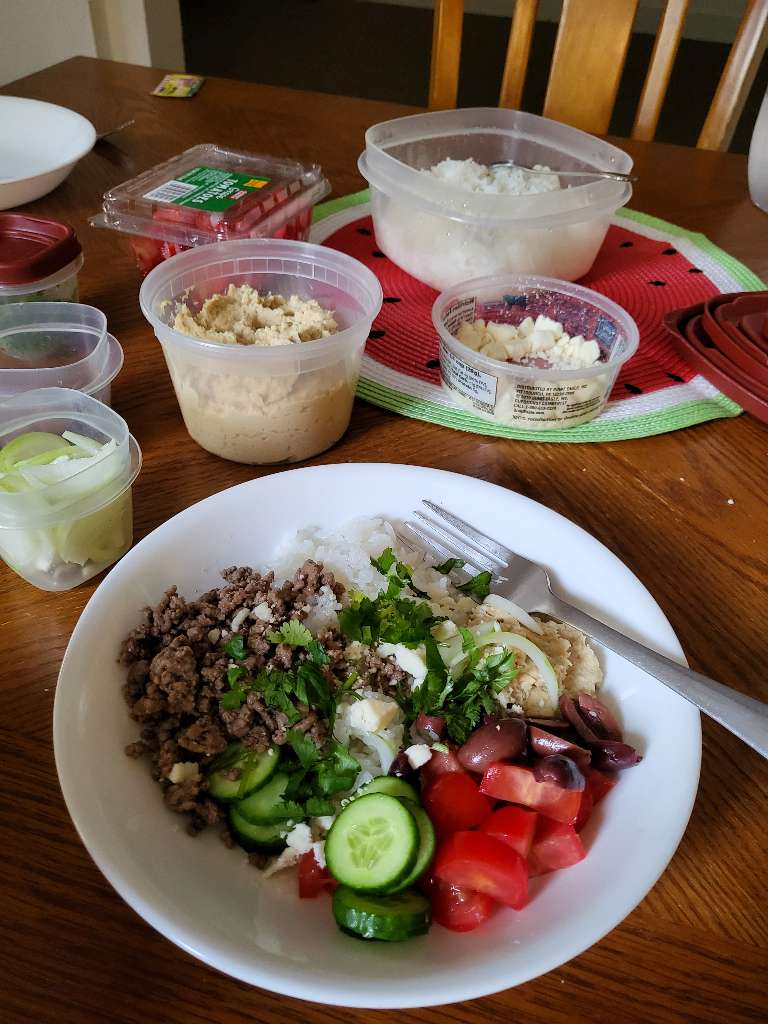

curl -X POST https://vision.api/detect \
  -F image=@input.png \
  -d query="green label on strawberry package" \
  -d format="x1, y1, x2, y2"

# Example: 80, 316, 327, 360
143, 165, 270, 211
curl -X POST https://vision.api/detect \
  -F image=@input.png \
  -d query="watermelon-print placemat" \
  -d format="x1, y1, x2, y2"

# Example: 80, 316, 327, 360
311, 190, 764, 442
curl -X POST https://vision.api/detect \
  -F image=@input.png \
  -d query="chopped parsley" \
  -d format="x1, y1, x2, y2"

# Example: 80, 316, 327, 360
282, 730, 360, 803
370, 546, 429, 600
434, 557, 465, 574
223, 634, 246, 660
268, 619, 313, 647
457, 570, 492, 599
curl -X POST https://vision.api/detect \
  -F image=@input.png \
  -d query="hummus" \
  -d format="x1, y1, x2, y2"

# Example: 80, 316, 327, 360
173, 285, 338, 346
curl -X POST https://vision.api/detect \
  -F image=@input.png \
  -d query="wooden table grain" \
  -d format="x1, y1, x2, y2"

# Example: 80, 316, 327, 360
1, 57, 766, 1024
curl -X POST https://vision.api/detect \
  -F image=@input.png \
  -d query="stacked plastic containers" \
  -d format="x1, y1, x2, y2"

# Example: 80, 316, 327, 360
0, 212, 84, 303
0, 388, 141, 590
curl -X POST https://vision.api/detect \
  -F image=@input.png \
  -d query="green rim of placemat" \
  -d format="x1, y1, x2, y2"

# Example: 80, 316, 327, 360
313, 190, 759, 442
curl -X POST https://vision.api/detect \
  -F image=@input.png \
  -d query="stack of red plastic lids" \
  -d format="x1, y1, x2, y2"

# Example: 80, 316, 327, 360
663, 292, 768, 423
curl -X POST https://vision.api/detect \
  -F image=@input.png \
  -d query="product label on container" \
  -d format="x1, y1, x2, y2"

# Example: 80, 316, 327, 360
143, 166, 270, 211
509, 381, 605, 423
440, 340, 498, 415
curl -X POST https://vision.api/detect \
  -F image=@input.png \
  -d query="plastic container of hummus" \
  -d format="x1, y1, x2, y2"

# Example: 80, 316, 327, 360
0, 302, 123, 405
0, 387, 141, 590
359, 107, 633, 291
139, 238, 383, 464
92, 144, 331, 277
0, 213, 83, 304
433, 273, 639, 430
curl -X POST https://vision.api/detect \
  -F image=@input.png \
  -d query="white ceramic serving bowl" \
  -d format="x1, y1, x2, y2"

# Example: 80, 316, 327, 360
0, 97, 96, 210
53, 464, 700, 1008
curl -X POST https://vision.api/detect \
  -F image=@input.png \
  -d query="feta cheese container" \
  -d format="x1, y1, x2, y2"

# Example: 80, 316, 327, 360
91, 144, 331, 277
359, 108, 633, 290
0, 302, 123, 405
0, 213, 83, 304
433, 274, 639, 430
139, 238, 383, 464
0, 388, 141, 590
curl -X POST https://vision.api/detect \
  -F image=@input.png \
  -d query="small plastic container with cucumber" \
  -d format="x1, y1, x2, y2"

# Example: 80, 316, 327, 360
0, 387, 141, 591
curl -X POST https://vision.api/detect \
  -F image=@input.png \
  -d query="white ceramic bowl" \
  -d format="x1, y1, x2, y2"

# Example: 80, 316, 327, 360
0, 97, 95, 210
53, 464, 700, 1008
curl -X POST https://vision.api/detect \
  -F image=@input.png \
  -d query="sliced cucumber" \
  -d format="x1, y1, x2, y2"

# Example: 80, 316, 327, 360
332, 886, 431, 941
235, 772, 303, 824
325, 793, 418, 893
206, 744, 279, 803
229, 805, 287, 852
354, 775, 419, 804
384, 802, 436, 894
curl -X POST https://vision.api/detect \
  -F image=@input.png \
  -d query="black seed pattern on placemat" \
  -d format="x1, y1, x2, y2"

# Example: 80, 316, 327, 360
369, 329, 386, 339
688, 267, 704, 274
357, 227, 372, 235
667, 372, 685, 382
619, 241, 634, 248
662, 248, 678, 255
372, 250, 385, 258
625, 383, 643, 394
426, 359, 440, 369
649, 280, 667, 287
383, 296, 402, 303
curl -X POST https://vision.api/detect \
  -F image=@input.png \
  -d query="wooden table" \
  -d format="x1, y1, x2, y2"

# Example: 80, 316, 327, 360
1, 57, 766, 1024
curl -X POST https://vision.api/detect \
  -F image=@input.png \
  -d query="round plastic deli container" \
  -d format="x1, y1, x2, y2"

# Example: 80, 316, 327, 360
0, 302, 123, 404
359, 108, 633, 291
433, 274, 639, 431
0, 212, 83, 303
92, 144, 331, 277
139, 238, 383, 464
0, 387, 141, 591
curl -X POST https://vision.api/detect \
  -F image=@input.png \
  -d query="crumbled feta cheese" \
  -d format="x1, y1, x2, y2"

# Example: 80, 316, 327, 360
348, 696, 400, 733
285, 822, 313, 855
168, 762, 200, 784
377, 642, 428, 685
261, 847, 301, 878
456, 316, 601, 370
404, 743, 433, 770
251, 601, 273, 621
310, 815, 335, 837
431, 619, 458, 641
312, 840, 326, 869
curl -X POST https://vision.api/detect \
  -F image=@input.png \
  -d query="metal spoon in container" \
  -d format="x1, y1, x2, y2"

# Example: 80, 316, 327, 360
491, 161, 637, 184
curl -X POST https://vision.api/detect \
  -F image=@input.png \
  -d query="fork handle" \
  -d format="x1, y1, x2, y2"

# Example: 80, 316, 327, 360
547, 594, 768, 759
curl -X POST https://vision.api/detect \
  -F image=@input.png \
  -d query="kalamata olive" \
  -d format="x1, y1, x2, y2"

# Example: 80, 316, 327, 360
532, 754, 585, 791
414, 712, 445, 742
389, 750, 415, 779
457, 718, 527, 772
528, 726, 591, 768
525, 717, 572, 731
589, 741, 641, 771
576, 694, 623, 742
559, 694, 600, 743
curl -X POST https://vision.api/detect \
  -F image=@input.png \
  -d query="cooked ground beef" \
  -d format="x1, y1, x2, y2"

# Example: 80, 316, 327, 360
121, 559, 355, 834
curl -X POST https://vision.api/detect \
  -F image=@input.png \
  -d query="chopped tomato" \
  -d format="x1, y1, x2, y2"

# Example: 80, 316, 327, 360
529, 818, 586, 875
434, 831, 528, 909
297, 850, 336, 898
480, 762, 582, 824
129, 236, 164, 276
420, 746, 464, 789
584, 766, 618, 804
423, 772, 492, 836
480, 805, 538, 858
431, 880, 496, 932
574, 785, 593, 832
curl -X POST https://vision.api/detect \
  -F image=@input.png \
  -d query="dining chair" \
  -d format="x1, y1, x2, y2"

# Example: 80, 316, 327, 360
429, 0, 768, 150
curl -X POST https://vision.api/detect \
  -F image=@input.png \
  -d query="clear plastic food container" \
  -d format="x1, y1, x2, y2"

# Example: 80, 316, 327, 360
0, 212, 83, 303
0, 387, 141, 590
0, 302, 123, 404
91, 144, 331, 277
359, 108, 633, 291
139, 238, 383, 464
433, 274, 639, 430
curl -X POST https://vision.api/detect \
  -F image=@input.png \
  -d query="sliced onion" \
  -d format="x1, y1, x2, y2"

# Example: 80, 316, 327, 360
490, 632, 559, 712
482, 594, 544, 634
457, 718, 526, 772
528, 726, 591, 768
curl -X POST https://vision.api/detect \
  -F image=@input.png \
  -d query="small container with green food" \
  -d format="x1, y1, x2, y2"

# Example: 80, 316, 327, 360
0, 387, 141, 591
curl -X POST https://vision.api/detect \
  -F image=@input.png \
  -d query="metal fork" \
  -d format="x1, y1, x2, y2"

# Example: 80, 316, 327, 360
402, 500, 768, 760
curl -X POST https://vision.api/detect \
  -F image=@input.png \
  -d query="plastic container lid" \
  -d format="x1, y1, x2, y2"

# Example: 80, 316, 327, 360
0, 213, 82, 285
91, 143, 330, 246
0, 302, 123, 399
